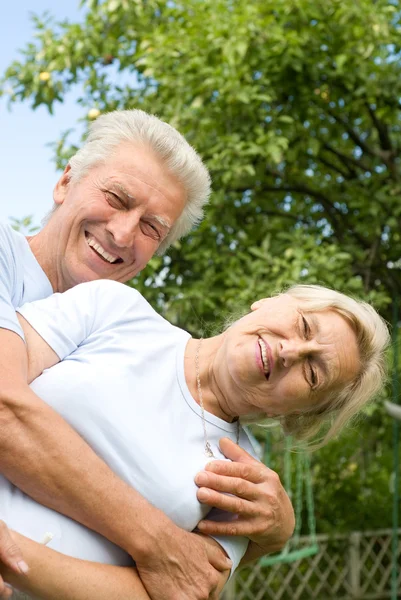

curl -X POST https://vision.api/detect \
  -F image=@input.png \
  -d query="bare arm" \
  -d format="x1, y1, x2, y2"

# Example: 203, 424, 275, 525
0, 529, 149, 600
0, 530, 230, 600
0, 321, 232, 600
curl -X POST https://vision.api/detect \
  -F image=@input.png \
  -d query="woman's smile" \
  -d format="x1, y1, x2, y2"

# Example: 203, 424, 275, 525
256, 337, 273, 380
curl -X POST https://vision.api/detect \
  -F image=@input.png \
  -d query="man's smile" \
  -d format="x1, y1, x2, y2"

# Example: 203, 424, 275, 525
85, 232, 124, 265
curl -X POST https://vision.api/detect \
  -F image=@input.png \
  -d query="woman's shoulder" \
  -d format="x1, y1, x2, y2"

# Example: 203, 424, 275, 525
73, 279, 142, 301
72, 279, 157, 323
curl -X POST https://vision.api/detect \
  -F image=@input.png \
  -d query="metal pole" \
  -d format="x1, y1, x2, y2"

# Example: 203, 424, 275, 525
391, 299, 400, 600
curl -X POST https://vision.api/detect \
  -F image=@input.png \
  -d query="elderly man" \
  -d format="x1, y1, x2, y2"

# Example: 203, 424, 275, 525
0, 110, 294, 599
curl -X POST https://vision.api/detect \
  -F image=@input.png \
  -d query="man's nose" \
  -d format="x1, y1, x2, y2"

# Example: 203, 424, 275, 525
106, 211, 141, 247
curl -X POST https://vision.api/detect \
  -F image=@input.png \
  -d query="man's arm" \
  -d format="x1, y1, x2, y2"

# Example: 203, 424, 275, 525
0, 327, 232, 600
0, 522, 28, 599
0, 529, 150, 600
195, 438, 295, 564
0, 530, 230, 600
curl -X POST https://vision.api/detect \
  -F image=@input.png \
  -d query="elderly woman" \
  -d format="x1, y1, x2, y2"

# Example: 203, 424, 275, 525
0, 280, 389, 599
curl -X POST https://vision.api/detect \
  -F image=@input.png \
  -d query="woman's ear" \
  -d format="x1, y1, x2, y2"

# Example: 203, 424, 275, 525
251, 298, 269, 311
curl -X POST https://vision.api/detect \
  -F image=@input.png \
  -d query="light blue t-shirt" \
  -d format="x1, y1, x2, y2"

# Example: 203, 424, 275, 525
12, 280, 258, 572
0, 222, 52, 337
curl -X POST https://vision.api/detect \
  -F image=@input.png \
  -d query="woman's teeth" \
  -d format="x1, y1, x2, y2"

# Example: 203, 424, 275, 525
258, 338, 270, 377
87, 237, 120, 264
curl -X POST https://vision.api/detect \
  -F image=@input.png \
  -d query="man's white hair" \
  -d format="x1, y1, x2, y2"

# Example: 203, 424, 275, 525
66, 110, 211, 253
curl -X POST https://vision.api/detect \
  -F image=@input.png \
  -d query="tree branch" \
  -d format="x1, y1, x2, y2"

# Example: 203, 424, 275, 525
260, 181, 346, 240
325, 106, 378, 159
365, 103, 398, 180
321, 142, 371, 174
365, 103, 393, 152
315, 154, 352, 179
260, 179, 372, 249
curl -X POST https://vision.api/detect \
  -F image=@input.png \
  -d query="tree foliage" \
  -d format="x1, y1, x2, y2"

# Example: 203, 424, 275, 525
2, 0, 400, 533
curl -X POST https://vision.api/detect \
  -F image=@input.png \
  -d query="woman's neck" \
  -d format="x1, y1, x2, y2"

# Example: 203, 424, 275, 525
184, 336, 235, 422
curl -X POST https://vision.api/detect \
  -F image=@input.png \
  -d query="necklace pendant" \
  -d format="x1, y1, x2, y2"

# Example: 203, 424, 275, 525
205, 443, 214, 458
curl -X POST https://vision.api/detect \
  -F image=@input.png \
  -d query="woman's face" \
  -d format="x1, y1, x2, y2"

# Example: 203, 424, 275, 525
216, 294, 360, 419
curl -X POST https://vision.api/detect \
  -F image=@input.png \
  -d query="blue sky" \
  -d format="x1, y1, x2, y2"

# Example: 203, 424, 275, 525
0, 2, 84, 225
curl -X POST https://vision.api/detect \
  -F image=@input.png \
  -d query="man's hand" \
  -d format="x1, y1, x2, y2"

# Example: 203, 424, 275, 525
135, 525, 231, 600
0, 521, 28, 599
194, 438, 295, 558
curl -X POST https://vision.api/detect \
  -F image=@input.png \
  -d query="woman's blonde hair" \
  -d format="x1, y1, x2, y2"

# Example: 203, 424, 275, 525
243, 285, 390, 449
277, 285, 390, 448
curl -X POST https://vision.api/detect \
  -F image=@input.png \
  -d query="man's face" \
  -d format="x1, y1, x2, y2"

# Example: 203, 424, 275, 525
49, 142, 187, 291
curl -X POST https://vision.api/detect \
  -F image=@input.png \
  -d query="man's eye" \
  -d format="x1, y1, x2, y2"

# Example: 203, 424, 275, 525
141, 221, 161, 239
105, 192, 123, 207
302, 316, 311, 339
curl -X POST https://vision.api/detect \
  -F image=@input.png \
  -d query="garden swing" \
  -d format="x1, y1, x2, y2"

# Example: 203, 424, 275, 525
259, 432, 319, 567
384, 298, 400, 600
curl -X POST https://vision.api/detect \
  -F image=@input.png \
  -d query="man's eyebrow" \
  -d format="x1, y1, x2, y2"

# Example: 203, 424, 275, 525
151, 214, 171, 231
108, 181, 171, 232
112, 182, 135, 201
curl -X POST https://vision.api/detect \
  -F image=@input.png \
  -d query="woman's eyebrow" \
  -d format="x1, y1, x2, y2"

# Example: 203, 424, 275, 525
309, 313, 320, 335
309, 314, 330, 384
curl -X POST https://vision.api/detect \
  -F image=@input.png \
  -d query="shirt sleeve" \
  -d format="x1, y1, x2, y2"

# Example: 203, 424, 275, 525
17, 280, 139, 360
0, 225, 24, 339
208, 430, 260, 574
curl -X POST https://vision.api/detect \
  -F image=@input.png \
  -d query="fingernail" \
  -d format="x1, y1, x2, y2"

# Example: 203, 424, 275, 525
195, 473, 207, 485
197, 488, 210, 500
17, 560, 29, 574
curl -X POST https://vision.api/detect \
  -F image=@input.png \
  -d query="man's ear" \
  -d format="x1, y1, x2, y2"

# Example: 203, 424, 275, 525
53, 164, 72, 206
250, 298, 269, 311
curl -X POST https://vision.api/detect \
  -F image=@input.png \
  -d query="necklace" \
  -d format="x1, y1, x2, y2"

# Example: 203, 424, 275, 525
195, 338, 240, 458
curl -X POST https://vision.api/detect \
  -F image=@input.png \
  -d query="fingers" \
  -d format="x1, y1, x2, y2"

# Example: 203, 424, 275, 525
204, 457, 268, 484
197, 517, 253, 538
218, 437, 256, 464
197, 486, 255, 515
195, 471, 257, 500
0, 521, 28, 575
193, 532, 233, 572
205, 546, 233, 572
0, 581, 13, 600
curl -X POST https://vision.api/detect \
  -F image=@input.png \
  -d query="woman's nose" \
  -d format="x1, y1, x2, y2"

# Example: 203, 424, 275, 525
278, 340, 310, 368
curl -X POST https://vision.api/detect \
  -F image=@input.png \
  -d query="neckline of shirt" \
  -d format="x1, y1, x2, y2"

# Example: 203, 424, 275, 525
13, 226, 53, 294
175, 335, 239, 433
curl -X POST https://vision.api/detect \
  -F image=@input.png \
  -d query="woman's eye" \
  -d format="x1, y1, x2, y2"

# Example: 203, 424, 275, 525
302, 316, 311, 339
309, 362, 318, 387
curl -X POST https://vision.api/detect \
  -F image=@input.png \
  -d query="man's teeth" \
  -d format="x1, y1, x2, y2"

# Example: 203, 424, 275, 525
258, 338, 270, 375
87, 237, 119, 264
